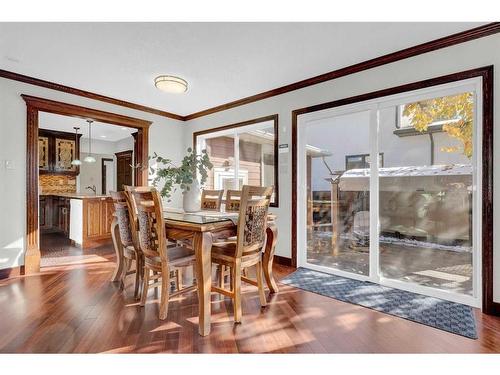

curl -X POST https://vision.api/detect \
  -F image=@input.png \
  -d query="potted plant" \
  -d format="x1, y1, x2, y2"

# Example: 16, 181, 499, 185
149, 147, 213, 212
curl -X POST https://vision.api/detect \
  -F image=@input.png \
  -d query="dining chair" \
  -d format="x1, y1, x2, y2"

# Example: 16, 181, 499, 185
225, 189, 242, 212
133, 188, 197, 320
125, 185, 182, 290
211, 185, 273, 323
110, 191, 143, 299
200, 189, 224, 211
216, 189, 241, 285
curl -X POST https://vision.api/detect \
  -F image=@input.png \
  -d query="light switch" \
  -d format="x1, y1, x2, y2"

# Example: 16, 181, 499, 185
5, 160, 14, 169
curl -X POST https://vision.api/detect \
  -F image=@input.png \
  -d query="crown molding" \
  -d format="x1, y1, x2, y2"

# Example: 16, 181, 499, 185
184, 22, 500, 121
0, 69, 184, 121
2, 23, 499, 122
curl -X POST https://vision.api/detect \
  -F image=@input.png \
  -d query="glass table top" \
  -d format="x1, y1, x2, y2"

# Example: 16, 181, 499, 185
164, 210, 238, 225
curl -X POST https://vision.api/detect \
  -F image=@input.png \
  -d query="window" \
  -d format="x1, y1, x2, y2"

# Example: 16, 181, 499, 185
194, 115, 279, 206
345, 153, 383, 170
395, 92, 473, 137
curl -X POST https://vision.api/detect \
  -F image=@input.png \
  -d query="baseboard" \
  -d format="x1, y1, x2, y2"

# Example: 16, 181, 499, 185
274, 255, 293, 267
0, 266, 24, 280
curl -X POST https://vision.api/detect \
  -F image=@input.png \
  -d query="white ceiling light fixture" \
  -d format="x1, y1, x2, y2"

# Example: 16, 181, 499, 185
154, 75, 188, 93
83, 119, 96, 163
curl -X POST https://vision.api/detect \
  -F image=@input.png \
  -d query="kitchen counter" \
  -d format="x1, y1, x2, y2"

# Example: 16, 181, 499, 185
40, 192, 111, 199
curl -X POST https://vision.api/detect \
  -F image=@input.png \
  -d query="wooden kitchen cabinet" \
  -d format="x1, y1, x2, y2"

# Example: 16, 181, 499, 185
39, 196, 49, 229
81, 197, 114, 247
38, 129, 82, 175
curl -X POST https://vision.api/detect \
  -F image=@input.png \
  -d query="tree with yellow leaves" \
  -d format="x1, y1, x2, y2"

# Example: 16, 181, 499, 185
402, 92, 473, 158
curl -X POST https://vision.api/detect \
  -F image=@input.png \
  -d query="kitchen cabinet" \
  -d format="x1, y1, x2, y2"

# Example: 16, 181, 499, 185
69, 196, 113, 248
39, 196, 49, 229
38, 129, 82, 175
39, 195, 70, 234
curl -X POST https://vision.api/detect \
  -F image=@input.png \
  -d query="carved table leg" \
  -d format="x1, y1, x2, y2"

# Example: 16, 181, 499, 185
110, 217, 124, 282
263, 222, 279, 293
193, 231, 213, 336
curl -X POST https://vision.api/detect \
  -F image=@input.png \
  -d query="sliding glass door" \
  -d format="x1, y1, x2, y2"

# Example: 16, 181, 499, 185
304, 110, 372, 277
298, 78, 482, 307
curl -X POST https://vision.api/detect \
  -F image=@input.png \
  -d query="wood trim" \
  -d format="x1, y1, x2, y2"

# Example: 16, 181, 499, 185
3, 24, 500, 123
24, 95, 151, 274
1, 69, 184, 121
274, 255, 292, 267
115, 150, 134, 157
25, 104, 40, 274
480, 66, 497, 315
184, 23, 500, 120
192, 114, 280, 207
101, 157, 114, 195
22, 95, 153, 128
291, 66, 496, 314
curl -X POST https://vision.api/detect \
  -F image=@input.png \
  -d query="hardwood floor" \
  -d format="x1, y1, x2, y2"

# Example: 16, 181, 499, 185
1, 239, 500, 353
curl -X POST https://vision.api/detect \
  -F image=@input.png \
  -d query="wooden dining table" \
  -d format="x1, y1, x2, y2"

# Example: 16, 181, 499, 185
111, 209, 279, 337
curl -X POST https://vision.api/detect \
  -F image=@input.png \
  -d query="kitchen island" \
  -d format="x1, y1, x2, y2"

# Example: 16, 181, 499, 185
40, 193, 114, 249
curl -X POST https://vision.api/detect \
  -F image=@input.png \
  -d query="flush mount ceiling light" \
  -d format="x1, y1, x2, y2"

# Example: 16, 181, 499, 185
154, 75, 188, 93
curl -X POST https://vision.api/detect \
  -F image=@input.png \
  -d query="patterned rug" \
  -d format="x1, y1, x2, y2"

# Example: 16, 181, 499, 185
280, 267, 477, 339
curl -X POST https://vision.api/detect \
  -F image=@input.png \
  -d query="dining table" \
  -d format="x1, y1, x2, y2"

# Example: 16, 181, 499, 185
111, 209, 279, 337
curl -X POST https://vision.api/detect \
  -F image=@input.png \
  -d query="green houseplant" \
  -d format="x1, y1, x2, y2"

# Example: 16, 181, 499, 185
150, 147, 213, 211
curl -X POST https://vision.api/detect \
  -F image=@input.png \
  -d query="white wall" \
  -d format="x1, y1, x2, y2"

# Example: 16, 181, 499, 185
114, 136, 134, 154
78, 152, 115, 194
0, 78, 185, 270
184, 33, 500, 302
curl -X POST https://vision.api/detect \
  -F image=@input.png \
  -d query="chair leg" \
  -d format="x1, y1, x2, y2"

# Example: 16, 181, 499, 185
133, 256, 142, 300
159, 267, 170, 320
217, 265, 225, 300
256, 261, 267, 307
120, 258, 129, 291
233, 263, 242, 323
176, 268, 182, 291
229, 266, 234, 291
140, 267, 150, 307
152, 271, 159, 297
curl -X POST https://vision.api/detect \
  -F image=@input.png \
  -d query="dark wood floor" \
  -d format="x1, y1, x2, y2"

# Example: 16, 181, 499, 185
1, 234, 500, 353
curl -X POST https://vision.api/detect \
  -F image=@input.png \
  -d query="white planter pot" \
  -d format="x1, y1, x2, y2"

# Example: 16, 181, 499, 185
183, 180, 201, 212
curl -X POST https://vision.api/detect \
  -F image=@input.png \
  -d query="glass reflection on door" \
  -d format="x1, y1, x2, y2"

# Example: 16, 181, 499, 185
378, 92, 475, 296
305, 110, 371, 276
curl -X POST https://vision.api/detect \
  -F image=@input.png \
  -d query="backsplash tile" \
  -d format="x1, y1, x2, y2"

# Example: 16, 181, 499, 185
39, 174, 77, 194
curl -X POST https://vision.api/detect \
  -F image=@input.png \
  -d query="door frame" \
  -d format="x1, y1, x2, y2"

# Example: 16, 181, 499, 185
101, 157, 114, 194
291, 66, 496, 314
23, 94, 151, 274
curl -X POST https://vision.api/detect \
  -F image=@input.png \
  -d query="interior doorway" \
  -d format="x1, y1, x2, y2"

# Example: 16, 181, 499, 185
101, 157, 114, 194
23, 94, 151, 274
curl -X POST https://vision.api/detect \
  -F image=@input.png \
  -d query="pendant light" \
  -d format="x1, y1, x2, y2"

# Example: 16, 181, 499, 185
71, 127, 82, 166
83, 120, 96, 163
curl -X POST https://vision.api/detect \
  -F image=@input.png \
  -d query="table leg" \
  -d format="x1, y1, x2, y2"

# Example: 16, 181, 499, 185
193, 231, 213, 336
263, 223, 279, 293
110, 217, 124, 282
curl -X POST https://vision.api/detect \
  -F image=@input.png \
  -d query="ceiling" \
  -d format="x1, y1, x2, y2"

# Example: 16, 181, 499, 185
39, 112, 136, 142
0, 23, 486, 116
